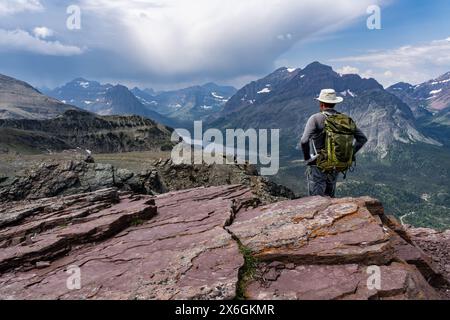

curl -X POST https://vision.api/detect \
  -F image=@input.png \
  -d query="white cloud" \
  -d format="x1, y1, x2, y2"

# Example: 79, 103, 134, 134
80, 0, 380, 79
0, 0, 43, 16
0, 29, 84, 56
331, 37, 450, 85
33, 26, 54, 39
383, 70, 393, 78
336, 65, 360, 75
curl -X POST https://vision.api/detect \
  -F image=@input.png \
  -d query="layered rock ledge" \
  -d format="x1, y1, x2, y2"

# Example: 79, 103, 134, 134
0, 186, 448, 300
228, 196, 447, 299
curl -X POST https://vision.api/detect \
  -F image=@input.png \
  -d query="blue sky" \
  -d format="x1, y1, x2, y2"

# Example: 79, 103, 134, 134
0, 0, 449, 90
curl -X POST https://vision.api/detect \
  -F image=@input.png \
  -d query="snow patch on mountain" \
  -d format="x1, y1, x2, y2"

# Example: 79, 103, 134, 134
431, 79, 450, 85
257, 88, 271, 94
340, 90, 356, 97
430, 89, 442, 95
78, 81, 90, 88
211, 92, 224, 99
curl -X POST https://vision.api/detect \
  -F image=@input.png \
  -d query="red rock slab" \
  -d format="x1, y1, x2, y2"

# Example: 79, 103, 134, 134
0, 185, 255, 300
0, 189, 157, 273
228, 196, 393, 265
246, 262, 440, 300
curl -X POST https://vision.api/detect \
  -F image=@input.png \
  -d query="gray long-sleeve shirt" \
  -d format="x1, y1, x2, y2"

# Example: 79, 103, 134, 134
299, 109, 368, 162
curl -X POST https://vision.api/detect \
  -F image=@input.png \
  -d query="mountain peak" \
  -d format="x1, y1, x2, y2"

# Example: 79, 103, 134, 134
110, 84, 129, 91
201, 82, 218, 88
302, 61, 334, 73
106, 84, 135, 100
72, 77, 89, 82
387, 82, 414, 91
64, 78, 102, 89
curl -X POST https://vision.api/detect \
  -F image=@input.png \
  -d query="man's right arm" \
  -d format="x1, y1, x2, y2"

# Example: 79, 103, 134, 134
353, 127, 368, 154
299, 116, 316, 161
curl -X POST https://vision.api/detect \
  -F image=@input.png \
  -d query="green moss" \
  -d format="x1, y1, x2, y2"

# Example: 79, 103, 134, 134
131, 217, 145, 227
235, 243, 258, 300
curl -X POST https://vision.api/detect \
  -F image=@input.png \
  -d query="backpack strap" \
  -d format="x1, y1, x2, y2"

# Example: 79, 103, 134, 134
321, 110, 340, 117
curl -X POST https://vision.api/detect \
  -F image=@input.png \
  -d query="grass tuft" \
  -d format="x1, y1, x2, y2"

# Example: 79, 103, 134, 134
235, 243, 258, 300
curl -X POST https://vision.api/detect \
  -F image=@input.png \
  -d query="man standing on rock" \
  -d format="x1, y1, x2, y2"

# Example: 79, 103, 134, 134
300, 89, 368, 198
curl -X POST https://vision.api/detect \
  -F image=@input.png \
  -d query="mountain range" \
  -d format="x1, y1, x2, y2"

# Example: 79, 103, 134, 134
388, 72, 450, 114
44, 79, 236, 125
387, 73, 450, 146
210, 62, 443, 157
132, 82, 236, 122
4, 63, 448, 156
42, 79, 178, 128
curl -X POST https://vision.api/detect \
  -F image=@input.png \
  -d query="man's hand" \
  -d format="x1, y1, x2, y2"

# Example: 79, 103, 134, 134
305, 158, 316, 166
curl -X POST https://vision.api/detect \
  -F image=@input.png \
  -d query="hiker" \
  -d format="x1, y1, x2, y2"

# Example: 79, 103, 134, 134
300, 89, 368, 198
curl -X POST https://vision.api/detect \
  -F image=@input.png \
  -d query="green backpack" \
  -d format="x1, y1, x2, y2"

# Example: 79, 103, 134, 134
316, 112, 356, 173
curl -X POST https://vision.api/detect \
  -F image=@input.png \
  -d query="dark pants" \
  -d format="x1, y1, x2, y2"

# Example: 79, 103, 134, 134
306, 165, 338, 198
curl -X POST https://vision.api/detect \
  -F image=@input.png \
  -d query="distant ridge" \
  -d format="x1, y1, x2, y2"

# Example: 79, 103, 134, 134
0, 73, 80, 120
0, 109, 174, 154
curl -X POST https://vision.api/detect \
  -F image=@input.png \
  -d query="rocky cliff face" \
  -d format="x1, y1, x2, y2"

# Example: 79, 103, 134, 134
0, 186, 447, 299
407, 227, 450, 288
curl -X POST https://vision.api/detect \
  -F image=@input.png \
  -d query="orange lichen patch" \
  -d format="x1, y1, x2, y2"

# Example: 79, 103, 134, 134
255, 247, 279, 257
309, 227, 332, 239
291, 216, 304, 224
254, 239, 309, 258
291, 210, 318, 224
308, 209, 364, 239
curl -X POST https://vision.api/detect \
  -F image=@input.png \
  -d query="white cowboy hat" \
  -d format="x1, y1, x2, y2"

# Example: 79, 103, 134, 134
315, 89, 344, 104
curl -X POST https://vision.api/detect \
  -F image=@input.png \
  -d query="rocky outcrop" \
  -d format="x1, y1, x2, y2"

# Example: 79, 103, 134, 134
0, 161, 118, 202
0, 157, 294, 204
0, 186, 447, 300
153, 158, 295, 203
228, 197, 447, 299
228, 197, 393, 266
